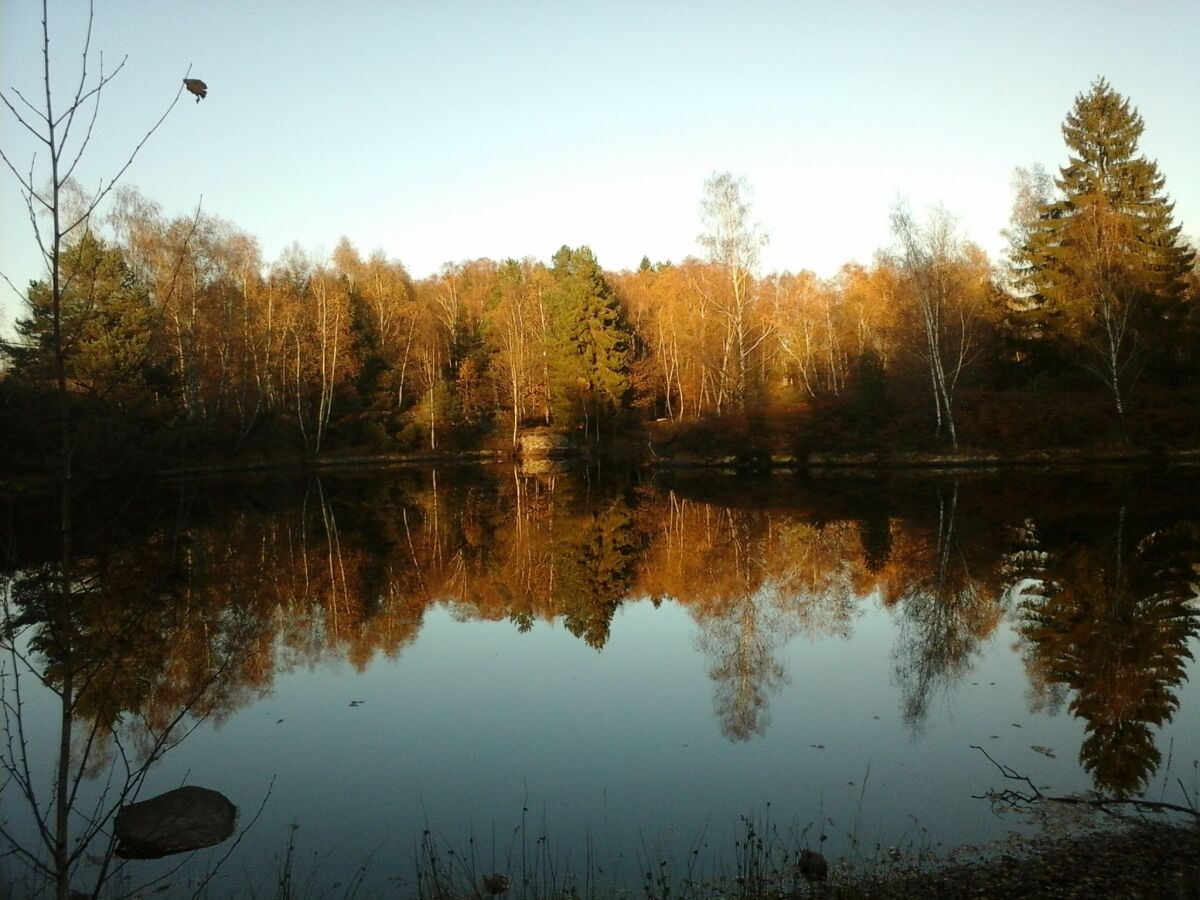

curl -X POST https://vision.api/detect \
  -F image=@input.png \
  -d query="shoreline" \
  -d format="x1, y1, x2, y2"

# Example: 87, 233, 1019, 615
4, 444, 1200, 494
164, 443, 1200, 478
826, 819, 1200, 899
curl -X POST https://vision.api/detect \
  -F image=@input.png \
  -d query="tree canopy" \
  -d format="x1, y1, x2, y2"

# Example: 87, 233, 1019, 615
1016, 79, 1195, 408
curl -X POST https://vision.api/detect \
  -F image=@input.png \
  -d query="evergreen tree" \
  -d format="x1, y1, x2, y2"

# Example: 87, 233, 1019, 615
544, 245, 632, 437
10, 231, 168, 412
999, 165, 1060, 374
1018, 79, 1194, 400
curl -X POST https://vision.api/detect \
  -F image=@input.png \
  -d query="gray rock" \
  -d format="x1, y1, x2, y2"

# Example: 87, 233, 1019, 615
114, 786, 237, 859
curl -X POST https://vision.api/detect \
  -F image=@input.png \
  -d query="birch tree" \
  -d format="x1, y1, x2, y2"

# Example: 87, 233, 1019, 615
697, 173, 771, 410
890, 204, 988, 449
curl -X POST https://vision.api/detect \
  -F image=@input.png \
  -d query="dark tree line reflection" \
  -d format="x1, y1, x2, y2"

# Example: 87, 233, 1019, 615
3, 469, 1197, 799
1014, 510, 1200, 795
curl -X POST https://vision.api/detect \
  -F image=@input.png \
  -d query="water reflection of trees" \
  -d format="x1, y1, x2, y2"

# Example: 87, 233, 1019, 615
888, 484, 1003, 728
667, 504, 796, 742
637, 494, 879, 740
1015, 511, 1200, 795
4, 470, 1199, 802
1, 506, 273, 894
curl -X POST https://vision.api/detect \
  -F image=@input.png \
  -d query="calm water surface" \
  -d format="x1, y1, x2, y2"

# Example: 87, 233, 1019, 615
2, 466, 1198, 895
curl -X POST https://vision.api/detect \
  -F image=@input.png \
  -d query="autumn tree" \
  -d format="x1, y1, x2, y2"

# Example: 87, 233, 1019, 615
890, 204, 992, 448
697, 173, 771, 410
345, 244, 418, 413
434, 259, 495, 426
615, 258, 726, 419
764, 269, 851, 400
485, 258, 549, 445
105, 189, 277, 445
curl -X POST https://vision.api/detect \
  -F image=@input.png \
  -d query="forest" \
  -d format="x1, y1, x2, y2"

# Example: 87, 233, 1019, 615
2, 78, 1197, 477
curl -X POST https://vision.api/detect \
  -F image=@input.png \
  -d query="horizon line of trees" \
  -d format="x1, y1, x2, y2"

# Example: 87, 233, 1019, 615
2, 78, 1197, 468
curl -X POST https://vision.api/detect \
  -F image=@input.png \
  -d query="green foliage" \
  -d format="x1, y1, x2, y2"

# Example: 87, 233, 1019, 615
1, 232, 182, 473
551, 493, 640, 649
1017, 79, 1195, 382
10, 232, 171, 412
544, 246, 633, 434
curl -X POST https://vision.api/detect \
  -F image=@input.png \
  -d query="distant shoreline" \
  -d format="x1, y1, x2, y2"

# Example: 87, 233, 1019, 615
648, 444, 1200, 472
159, 442, 1200, 479
4, 444, 1200, 498
1, 444, 1198, 492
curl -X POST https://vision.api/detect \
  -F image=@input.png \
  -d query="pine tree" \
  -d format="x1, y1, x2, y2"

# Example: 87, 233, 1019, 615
1018, 79, 1194, 403
11, 231, 167, 411
544, 245, 632, 437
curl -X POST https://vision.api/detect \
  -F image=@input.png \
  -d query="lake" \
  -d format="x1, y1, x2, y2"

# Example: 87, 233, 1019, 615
2, 464, 1198, 896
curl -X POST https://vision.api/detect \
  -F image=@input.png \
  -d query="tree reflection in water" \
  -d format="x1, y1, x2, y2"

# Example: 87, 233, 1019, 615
3, 468, 1199, 892
694, 589, 791, 741
889, 483, 1003, 729
1016, 509, 1200, 795
1, 497, 271, 896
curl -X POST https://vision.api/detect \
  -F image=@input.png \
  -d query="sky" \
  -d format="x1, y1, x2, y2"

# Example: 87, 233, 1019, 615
1, 1, 1198, 339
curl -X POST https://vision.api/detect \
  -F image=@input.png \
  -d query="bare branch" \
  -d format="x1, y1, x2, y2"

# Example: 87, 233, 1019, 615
9, 86, 49, 125
0, 605, 57, 860
52, 57, 127, 132
184, 776, 277, 900
0, 822, 56, 879
0, 267, 25, 302
55, 0, 97, 148
971, 745, 1200, 822
61, 57, 109, 185
0, 146, 41, 199
61, 75, 188, 239
1179, 779, 1196, 813
25, 153, 53, 213
0, 90, 50, 144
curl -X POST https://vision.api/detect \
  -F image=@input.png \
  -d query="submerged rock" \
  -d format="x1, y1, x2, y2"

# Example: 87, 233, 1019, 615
114, 786, 237, 859
481, 873, 510, 895
798, 848, 828, 882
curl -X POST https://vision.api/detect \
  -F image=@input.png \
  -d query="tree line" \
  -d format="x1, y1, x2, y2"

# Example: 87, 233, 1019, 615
2, 78, 1196, 471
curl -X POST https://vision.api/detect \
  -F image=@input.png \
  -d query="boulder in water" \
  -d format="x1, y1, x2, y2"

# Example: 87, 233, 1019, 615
114, 786, 237, 859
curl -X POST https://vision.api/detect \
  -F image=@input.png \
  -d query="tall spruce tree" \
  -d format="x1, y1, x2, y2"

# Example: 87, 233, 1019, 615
1018, 79, 1194, 407
544, 245, 632, 438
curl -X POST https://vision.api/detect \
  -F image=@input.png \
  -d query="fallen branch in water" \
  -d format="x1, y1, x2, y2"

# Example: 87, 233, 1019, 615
970, 744, 1200, 823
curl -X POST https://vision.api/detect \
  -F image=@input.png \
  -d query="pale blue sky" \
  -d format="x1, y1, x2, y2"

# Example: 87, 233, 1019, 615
2, 1, 1198, 338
